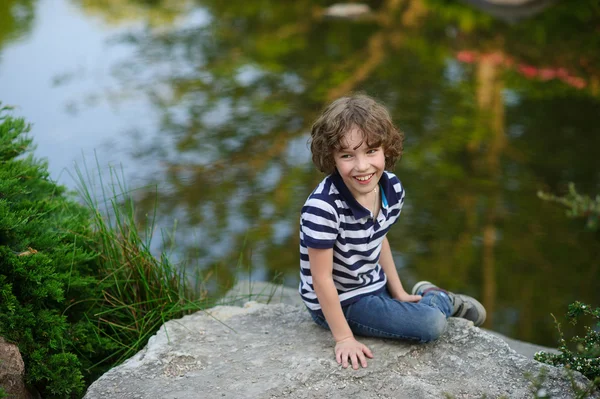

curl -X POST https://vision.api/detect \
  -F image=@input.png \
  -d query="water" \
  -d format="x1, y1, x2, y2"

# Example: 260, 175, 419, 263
1, 0, 598, 347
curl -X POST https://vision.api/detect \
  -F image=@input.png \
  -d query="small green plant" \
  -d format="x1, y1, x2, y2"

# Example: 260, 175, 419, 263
534, 302, 600, 386
538, 184, 600, 231
72, 158, 212, 366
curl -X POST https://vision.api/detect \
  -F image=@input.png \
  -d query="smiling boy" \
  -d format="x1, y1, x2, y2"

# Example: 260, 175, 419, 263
299, 94, 486, 370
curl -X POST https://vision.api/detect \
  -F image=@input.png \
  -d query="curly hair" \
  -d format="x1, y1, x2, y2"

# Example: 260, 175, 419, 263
309, 94, 404, 174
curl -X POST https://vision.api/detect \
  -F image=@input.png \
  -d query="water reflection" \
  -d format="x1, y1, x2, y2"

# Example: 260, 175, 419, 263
5, 0, 600, 346
76, 0, 195, 27
0, 0, 36, 51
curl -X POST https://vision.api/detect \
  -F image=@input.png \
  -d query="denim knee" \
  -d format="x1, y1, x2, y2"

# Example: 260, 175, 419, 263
419, 309, 447, 342
307, 308, 330, 330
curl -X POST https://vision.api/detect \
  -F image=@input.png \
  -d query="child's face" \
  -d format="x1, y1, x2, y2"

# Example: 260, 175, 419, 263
334, 127, 385, 200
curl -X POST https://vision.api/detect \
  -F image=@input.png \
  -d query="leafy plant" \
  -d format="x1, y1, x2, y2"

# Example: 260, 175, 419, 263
534, 302, 600, 385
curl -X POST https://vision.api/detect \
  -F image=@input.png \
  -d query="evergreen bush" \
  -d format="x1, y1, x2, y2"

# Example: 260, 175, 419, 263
1, 105, 211, 397
0, 106, 114, 398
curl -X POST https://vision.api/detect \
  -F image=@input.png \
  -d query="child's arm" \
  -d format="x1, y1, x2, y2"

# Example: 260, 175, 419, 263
379, 236, 421, 302
308, 246, 373, 369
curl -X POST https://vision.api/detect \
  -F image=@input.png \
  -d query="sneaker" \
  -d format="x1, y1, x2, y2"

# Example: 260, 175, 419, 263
411, 281, 487, 327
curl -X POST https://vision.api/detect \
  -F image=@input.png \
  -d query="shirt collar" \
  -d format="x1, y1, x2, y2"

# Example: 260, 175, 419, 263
330, 171, 399, 219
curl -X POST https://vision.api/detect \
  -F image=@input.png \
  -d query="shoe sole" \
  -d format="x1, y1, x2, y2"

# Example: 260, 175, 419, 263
455, 294, 487, 327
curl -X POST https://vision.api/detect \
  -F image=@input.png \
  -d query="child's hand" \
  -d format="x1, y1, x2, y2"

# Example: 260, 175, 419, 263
334, 337, 373, 369
395, 291, 422, 303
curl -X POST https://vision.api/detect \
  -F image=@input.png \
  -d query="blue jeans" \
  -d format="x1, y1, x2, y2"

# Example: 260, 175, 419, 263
307, 288, 453, 343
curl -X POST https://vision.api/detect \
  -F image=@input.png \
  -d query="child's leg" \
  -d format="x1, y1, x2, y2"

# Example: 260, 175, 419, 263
308, 289, 453, 343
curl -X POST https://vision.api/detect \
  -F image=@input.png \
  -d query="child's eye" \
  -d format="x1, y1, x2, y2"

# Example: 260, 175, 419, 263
340, 154, 352, 159
367, 148, 379, 154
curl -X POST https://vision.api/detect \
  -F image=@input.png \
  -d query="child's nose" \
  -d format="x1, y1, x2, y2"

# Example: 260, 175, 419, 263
355, 155, 369, 171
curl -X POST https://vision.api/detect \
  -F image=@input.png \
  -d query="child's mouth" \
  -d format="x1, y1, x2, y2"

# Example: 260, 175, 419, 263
354, 173, 374, 184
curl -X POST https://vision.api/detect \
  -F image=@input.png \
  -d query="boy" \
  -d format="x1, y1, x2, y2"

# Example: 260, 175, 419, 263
299, 94, 486, 370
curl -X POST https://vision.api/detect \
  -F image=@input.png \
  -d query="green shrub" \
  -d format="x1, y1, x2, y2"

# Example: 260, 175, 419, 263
534, 301, 600, 384
537, 184, 600, 387
0, 106, 114, 398
0, 105, 211, 396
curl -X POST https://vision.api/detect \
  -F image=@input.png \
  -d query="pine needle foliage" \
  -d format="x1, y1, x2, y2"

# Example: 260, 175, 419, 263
0, 105, 113, 398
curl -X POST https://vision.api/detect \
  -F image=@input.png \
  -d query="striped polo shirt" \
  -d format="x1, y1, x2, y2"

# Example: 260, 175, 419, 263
298, 170, 405, 310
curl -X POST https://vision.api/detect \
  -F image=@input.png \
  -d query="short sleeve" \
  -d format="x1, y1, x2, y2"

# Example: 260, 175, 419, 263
392, 177, 405, 207
386, 173, 405, 225
300, 197, 340, 249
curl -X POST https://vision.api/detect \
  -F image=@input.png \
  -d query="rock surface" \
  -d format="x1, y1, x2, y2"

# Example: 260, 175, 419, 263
84, 297, 594, 399
221, 281, 559, 359
219, 280, 303, 308
0, 337, 31, 399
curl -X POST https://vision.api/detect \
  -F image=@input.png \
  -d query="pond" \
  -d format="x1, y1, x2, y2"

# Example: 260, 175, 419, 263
1, 0, 598, 347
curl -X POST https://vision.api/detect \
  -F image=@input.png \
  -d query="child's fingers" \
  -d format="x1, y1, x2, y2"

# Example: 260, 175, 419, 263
357, 351, 368, 368
336, 342, 372, 369
350, 353, 359, 370
341, 353, 349, 368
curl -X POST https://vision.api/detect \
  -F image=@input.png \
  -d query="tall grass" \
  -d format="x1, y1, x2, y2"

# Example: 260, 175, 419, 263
73, 157, 212, 367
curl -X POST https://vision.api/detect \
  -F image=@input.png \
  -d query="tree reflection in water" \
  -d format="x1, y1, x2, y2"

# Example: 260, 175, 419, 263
0, 0, 37, 51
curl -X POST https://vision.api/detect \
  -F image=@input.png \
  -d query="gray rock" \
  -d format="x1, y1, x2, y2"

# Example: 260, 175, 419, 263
222, 281, 559, 359
219, 280, 303, 308
0, 337, 33, 399
485, 329, 559, 359
84, 300, 595, 399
